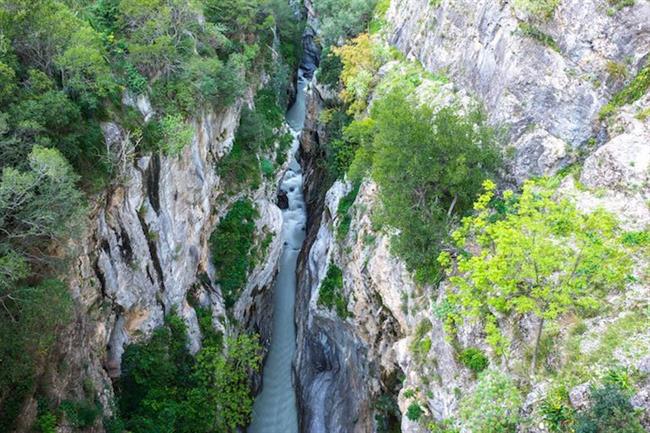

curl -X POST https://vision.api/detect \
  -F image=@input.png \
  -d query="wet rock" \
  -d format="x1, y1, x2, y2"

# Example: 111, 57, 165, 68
278, 189, 289, 209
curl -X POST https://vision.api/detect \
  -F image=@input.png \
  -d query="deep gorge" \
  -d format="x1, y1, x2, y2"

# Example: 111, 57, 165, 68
1, 0, 649, 432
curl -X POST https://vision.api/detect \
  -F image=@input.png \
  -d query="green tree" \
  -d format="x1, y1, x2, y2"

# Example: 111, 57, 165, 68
441, 180, 631, 370
459, 369, 522, 433
209, 200, 258, 308
370, 89, 501, 284
313, 0, 377, 45
0, 146, 84, 258
184, 335, 262, 432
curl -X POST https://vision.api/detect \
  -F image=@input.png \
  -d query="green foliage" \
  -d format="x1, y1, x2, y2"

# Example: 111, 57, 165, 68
370, 89, 502, 284
410, 319, 433, 362
459, 369, 522, 433
0, 280, 73, 431
600, 62, 650, 119
607, 0, 635, 13
318, 265, 350, 318
513, 0, 559, 20
35, 410, 57, 433
459, 348, 489, 374
337, 183, 361, 240
219, 87, 287, 192
60, 399, 101, 428
442, 180, 631, 368
313, 0, 378, 45
540, 386, 575, 433
373, 394, 401, 433
574, 384, 644, 433
621, 229, 649, 247
406, 401, 424, 421
160, 113, 193, 156
318, 48, 344, 88
333, 34, 387, 115
209, 200, 258, 309
117, 314, 262, 433
519, 23, 559, 51
606, 61, 628, 82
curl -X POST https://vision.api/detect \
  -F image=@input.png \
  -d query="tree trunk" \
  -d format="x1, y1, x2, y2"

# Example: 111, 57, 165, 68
531, 317, 545, 373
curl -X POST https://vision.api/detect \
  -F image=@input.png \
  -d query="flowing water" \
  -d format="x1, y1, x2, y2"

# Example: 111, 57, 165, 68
247, 73, 310, 433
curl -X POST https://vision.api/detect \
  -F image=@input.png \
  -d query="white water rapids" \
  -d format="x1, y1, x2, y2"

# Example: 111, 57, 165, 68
247, 74, 310, 433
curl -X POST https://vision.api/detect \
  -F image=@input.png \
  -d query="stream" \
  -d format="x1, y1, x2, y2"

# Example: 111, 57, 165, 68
247, 71, 310, 433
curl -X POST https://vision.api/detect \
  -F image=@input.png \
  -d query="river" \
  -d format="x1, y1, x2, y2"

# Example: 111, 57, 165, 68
247, 72, 310, 433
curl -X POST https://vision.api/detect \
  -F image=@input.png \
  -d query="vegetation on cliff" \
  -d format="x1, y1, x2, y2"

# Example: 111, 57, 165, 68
0, 0, 302, 429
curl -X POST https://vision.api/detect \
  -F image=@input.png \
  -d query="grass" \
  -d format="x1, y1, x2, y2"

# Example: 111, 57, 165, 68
600, 62, 650, 119
519, 23, 559, 51
318, 265, 350, 318
513, 0, 559, 20
336, 183, 361, 241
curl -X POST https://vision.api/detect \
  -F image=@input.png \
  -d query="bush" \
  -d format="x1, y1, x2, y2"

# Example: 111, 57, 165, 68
60, 400, 101, 428
513, 0, 559, 20
406, 402, 424, 421
459, 370, 522, 433
575, 384, 644, 433
540, 386, 575, 433
459, 348, 489, 374
160, 114, 193, 156
336, 183, 361, 240
442, 180, 631, 368
209, 200, 258, 309
318, 265, 350, 318
318, 48, 344, 88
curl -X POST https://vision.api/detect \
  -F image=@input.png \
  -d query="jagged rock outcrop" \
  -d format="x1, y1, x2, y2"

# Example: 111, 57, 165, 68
387, 0, 650, 181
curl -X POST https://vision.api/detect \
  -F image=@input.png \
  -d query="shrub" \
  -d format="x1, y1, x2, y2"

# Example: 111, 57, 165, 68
117, 315, 262, 433
160, 114, 193, 156
519, 23, 559, 51
318, 48, 344, 88
318, 265, 350, 318
459, 348, 489, 374
406, 402, 424, 421
513, 0, 559, 20
337, 183, 361, 240
574, 384, 644, 433
540, 386, 575, 433
60, 400, 101, 429
459, 370, 522, 433
209, 200, 258, 309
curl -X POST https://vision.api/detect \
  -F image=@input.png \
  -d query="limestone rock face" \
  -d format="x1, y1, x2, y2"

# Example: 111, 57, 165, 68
55, 90, 288, 420
386, 0, 650, 181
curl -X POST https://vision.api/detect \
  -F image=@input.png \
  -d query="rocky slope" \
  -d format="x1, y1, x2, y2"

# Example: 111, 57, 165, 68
388, 0, 650, 182
294, 0, 650, 432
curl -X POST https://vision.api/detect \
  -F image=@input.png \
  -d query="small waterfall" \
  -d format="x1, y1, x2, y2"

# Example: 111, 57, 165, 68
247, 72, 311, 433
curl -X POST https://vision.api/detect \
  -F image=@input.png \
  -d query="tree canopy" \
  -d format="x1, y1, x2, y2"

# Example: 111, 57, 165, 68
440, 180, 631, 370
